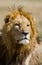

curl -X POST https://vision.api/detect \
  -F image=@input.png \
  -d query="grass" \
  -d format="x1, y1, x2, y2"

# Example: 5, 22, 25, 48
38, 21, 42, 41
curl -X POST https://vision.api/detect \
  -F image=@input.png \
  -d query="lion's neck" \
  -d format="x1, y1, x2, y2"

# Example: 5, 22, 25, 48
10, 44, 32, 65
25, 54, 32, 65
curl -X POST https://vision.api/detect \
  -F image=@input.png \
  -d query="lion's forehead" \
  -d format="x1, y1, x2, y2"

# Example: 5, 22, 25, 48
14, 14, 30, 25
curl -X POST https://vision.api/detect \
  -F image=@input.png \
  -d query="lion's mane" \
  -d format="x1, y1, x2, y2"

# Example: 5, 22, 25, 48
0, 9, 38, 64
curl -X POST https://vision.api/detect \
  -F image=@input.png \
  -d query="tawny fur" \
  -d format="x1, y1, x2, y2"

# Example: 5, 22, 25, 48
0, 8, 42, 65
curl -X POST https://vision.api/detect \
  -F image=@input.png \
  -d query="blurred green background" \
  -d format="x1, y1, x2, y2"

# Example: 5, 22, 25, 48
0, 0, 42, 40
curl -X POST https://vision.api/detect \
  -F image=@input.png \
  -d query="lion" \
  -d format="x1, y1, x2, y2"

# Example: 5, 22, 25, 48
0, 8, 42, 65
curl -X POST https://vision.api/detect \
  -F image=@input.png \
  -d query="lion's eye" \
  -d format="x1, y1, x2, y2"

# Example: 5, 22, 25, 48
27, 24, 30, 26
14, 24, 20, 29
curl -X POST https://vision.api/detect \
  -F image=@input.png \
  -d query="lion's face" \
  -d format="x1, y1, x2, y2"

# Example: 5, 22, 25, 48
4, 14, 31, 45
12, 15, 31, 45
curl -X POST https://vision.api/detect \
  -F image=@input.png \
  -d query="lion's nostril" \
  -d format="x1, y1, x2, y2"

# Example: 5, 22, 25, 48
22, 32, 28, 36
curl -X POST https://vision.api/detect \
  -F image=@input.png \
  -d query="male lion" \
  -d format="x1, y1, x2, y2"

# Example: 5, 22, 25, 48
0, 8, 42, 65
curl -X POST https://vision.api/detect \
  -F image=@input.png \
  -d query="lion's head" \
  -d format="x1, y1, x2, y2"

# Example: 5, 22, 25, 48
2, 8, 37, 59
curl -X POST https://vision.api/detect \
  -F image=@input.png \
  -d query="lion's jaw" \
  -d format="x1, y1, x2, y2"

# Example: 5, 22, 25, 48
8, 14, 31, 45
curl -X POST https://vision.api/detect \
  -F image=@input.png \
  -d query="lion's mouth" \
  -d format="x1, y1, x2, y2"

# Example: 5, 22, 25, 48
17, 37, 30, 42
17, 37, 30, 45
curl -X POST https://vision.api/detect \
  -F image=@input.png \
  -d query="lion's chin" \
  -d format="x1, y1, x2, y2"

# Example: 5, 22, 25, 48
18, 39, 30, 45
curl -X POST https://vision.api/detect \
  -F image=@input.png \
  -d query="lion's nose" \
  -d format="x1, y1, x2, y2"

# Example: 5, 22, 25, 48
22, 32, 28, 36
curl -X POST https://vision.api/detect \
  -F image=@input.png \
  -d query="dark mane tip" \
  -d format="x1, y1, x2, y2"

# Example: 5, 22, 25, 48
36, 36, 41, 44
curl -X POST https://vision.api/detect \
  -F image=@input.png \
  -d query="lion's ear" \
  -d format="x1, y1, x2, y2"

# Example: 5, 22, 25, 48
4, 15, 10, 23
